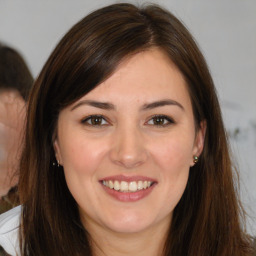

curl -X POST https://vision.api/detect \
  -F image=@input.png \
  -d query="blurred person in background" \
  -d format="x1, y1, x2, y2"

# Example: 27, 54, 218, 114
0, 43, 33, 214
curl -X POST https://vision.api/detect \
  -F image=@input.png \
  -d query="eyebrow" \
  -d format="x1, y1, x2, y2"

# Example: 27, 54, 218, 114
141, 99, 184, 111
71, 99, 184, 111
71, 100, 115, 111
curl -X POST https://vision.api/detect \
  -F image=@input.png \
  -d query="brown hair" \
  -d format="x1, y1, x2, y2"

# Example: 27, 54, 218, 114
19, 3, 253, 255
0, 44, 33, 100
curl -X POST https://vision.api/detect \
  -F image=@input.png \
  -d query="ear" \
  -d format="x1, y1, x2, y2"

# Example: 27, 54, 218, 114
191, 120, 207, 166
53, 132, 63, 165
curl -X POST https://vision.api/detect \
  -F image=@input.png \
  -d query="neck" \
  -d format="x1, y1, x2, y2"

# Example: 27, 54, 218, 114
84, 216, 171, 256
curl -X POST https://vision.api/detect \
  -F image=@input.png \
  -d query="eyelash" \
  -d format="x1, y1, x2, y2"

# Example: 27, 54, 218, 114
81, 115, 109, 126
81, 114, 175, 127
146, 115, 175, 127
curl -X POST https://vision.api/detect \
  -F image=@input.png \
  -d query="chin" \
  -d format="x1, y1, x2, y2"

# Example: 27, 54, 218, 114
108, 222, 151, 234
103, 212, 156, 234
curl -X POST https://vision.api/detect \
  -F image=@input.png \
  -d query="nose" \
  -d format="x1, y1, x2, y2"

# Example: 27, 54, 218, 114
109, 125, 148, 169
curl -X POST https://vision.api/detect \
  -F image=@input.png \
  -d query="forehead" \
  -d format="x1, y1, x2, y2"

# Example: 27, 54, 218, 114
70, 48, 191, 109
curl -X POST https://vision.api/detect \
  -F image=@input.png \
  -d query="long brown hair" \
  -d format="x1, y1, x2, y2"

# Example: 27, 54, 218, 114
19, 3, 253, 255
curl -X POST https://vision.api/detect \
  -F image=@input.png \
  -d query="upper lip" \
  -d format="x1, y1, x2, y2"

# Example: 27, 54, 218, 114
100, 175, 157, 182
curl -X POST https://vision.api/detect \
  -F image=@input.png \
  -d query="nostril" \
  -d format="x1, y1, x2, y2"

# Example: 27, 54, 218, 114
109, 130, 148, 168
112, 157, 146, 169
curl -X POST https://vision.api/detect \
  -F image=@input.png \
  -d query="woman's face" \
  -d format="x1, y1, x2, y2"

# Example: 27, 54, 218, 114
54, 48, 205, 235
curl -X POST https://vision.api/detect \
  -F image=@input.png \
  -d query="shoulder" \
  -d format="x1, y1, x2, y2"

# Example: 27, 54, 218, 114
0, 206, 21, 256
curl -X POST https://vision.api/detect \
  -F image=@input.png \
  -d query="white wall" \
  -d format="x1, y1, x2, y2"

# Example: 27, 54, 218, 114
1, 0, 255, 234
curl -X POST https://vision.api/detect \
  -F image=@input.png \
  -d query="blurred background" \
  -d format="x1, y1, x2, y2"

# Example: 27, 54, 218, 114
0, 0, 255, 234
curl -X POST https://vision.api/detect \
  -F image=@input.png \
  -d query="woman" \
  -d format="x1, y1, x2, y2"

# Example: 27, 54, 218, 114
0, 3, 254, 256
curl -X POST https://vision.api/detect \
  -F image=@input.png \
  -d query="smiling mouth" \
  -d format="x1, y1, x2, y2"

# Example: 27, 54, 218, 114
101, 180, 154, 193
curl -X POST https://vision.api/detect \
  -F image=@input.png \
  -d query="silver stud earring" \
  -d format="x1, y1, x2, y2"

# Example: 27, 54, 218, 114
53, 159, 60, 167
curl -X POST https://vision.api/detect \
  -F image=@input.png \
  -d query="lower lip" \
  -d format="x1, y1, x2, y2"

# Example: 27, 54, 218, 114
101, 183, 156, 202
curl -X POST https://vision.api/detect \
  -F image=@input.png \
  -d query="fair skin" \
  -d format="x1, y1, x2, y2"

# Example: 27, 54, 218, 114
54, 48, 205, 256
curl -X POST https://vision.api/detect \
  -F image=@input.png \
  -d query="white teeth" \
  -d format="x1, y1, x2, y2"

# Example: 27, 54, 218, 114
109, 180, 114, 189
138, 181, 143, 190
120, 181, 128, 192
143, 181, 148, 189
103, 180, 153, 192
114, 180, 120, 191
129, 181, 137, 192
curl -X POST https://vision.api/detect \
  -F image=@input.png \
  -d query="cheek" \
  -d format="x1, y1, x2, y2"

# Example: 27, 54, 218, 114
60, 133, 107, 177
149, 134, 192, 207
59, 135, 108, 206
151, 134, 194, 171
159, 141, 191, 189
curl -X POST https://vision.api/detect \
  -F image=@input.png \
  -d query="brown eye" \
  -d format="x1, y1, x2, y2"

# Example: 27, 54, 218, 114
147, 115, 174, 126
91, 116, 103, 125
153, 116, 166, 125
82, 115, 108, 126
